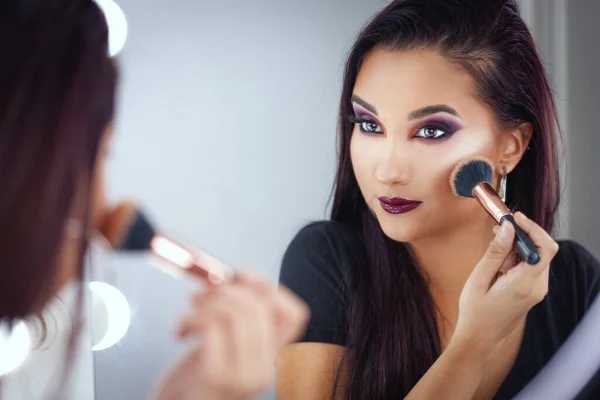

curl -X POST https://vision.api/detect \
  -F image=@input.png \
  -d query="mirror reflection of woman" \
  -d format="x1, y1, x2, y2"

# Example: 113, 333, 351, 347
0, 2, 308, 399
277, 1, 600, 399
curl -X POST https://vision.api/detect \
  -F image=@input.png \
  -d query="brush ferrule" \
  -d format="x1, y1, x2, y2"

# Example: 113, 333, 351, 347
473, 182, 511, 222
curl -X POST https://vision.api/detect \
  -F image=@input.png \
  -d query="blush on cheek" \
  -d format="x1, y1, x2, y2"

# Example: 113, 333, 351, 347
350, 134, 383, 179
350, 132, 367, 164
439, 135, 497, 175
435, 149, 498, 198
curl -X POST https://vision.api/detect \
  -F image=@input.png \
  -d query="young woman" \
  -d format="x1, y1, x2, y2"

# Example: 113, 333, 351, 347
0, 1, 307, 399
277, 0, 600, 399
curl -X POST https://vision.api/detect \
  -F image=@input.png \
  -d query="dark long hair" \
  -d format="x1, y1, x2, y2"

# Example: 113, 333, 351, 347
0, 0, 117, 389
330, 0, 562, 398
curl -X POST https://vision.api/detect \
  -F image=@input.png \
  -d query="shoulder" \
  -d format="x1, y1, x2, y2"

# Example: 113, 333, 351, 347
284, 220, 363, 255
552, 240, 600, 281
555, 240, 598, 261
279, 220, 363, 345
280, 220, 363, 286
549, 240, 600, 315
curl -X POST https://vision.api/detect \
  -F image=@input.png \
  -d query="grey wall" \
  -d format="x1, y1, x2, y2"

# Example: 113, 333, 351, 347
566, 0, 600, 259
518, 0, 570, 239
94, 1, 386, 399
521, 0, 600, 257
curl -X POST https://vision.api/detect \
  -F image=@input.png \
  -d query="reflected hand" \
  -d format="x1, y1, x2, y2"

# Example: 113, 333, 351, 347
151, 271, 309, 400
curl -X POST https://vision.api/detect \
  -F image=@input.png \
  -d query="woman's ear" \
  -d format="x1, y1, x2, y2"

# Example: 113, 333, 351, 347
497, 122, 533, 174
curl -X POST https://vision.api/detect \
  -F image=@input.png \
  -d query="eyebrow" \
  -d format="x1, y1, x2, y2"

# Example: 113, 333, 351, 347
351, 95, 461, 120
408, 105, 461, 120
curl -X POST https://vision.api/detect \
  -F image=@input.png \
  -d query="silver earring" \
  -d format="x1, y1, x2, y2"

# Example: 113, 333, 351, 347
499, 167, 507, 203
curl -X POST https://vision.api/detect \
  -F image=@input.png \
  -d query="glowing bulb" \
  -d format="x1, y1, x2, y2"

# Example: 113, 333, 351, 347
89, 282, 131, 351
0, 321, 31, 376
95, 0, 128, 57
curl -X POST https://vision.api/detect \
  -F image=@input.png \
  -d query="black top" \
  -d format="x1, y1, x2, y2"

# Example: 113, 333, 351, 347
279, 221, 600, 400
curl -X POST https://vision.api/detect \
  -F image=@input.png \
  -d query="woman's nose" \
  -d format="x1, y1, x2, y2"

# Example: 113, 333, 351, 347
375, 140, 410, 185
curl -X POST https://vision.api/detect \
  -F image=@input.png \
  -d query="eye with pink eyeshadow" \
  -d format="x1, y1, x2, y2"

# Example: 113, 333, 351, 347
412, 116, 464, 141
348, 103, 384, 134
348, 102, 465, 140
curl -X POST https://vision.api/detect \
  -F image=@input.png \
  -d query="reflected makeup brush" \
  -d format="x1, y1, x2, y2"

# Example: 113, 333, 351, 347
98, 201, 234, 285
450, 156, 541, 265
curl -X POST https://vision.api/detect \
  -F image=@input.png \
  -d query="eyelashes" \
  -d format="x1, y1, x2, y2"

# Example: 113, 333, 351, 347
413, 122, 456, 140
348, 114, 383, 134
347, 114, 458, 141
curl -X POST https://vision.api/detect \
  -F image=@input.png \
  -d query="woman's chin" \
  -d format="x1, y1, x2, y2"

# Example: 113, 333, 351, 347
376, 216, 424, 244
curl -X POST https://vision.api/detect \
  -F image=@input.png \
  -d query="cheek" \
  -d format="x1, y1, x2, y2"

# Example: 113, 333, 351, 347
350, 133, 374, 185
442, 134, 497, 171
413, 134, 499, 204
411, 162, 455, 205
430, 133, 498, 187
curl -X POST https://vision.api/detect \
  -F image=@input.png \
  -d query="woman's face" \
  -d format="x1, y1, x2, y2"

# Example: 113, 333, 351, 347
350, 48, 509, 244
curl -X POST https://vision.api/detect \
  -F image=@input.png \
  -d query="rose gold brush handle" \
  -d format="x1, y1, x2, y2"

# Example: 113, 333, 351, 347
473, 182, 511, 222
150, 235, 235, 285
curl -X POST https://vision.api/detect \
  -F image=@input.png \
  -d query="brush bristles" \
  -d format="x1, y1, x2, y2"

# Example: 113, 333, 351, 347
450, 156, 494, 198
120, 209, 156, 251
99, 201, 157, 251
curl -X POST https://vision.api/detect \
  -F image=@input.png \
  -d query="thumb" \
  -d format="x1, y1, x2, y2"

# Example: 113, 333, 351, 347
468, 221, 516, 291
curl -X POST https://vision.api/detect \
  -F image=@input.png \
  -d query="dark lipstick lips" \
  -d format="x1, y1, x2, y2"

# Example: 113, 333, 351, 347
378, 197, 422, 214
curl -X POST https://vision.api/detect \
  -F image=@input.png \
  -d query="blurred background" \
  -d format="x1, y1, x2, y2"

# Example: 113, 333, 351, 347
1, 0, 598, 399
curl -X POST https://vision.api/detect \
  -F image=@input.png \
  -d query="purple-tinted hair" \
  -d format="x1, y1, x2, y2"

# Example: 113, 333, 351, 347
0, 0, 117, 394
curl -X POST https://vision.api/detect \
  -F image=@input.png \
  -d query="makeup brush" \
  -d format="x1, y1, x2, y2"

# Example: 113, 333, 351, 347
450, 157, 541, 265
98, 201, 234, 285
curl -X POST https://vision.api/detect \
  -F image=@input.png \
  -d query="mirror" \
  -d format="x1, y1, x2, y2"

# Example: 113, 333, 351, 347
1, 1, 599, 399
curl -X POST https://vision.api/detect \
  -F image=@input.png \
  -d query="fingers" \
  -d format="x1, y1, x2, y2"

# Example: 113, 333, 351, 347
235, 270, 309, 348
469, 221, 516, 290
178, 284, 275, 393
181, 284, 274, 355
168, 272, 307, 400
195, 318, 227, 386
175, 271, 308, 398
514, 212, 559, 268
488, 212, 557, 304
493, 226, 518, 274
184, 271, 307, 348
498, 251, 517, 275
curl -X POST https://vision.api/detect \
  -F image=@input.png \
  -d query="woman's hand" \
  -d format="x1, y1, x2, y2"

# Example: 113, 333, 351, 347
405, 212, 558, 400
151, 271, 309, 400
452, 211, 559, 360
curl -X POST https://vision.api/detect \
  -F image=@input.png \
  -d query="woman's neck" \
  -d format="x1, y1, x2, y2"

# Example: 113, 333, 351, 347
409, 215, 497, 305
